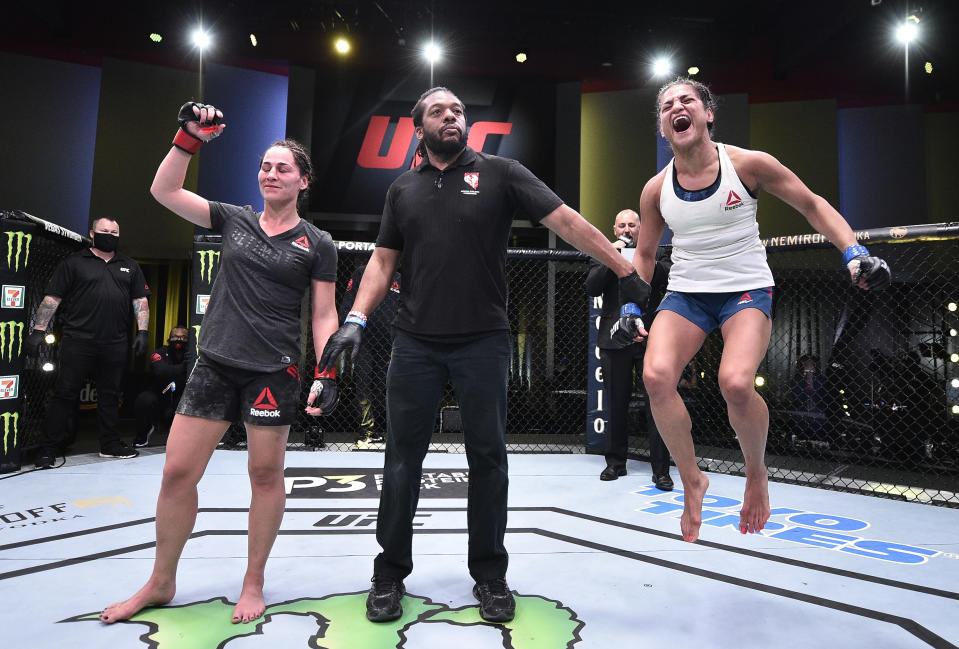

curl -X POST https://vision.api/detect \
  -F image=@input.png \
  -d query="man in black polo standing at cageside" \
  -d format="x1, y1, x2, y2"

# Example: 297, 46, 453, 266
320, 87, 651, 624
25, 217, 150, 468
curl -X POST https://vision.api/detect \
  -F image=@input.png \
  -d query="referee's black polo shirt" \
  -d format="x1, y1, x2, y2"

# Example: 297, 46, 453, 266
375, 147, 563, 339
45, 248, 150, 343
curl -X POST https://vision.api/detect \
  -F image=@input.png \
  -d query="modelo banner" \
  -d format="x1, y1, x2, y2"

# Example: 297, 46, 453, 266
586, 294, 606, 453
309, 73, 558, 216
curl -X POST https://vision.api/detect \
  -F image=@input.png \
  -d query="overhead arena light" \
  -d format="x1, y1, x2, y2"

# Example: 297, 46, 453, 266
192, 28, 211, 50
652, 56, 671, 77
423, 42, 441, 64
896, 18, 919, 44
250, 34, 258, 47
149, 33, 162, 43
42, 362, 55, 372
516, 52, 527, 63
44, 333, 56, 344
334, 38, 350, 54
687, 66, 700, 76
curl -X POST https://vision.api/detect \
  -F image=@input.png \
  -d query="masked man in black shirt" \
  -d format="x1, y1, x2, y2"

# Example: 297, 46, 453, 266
25, 217, 151, 468
320, 87, 651, 624
133, 326, 190, 447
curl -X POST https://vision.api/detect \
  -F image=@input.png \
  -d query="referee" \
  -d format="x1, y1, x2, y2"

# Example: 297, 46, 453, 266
320, 87, 651, 624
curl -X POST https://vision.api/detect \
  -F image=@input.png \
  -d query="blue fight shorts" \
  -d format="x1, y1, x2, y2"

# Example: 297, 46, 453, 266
658, 287, 774, 334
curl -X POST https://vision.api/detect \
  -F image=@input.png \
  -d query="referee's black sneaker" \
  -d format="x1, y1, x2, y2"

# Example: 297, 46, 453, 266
99, 442, 139, 459
473, 578, 515, 622
366, 575, 405, 622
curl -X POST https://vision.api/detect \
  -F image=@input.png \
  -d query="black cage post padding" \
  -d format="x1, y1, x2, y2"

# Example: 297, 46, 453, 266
0, 210, 86, 472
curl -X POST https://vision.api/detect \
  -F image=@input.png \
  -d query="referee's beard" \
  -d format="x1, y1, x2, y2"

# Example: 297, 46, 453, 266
422, 128, 467, 157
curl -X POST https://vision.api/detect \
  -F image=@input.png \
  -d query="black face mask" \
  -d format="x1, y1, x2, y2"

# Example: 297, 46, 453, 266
93, 232, 119, 253
169, 340, 186, 357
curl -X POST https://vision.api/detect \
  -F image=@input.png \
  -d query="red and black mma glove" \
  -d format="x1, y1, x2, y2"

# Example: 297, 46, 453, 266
843, 244, 891, 291
609, 303, 645, 349
308, 365, 339, 415
172, 102, 219, 155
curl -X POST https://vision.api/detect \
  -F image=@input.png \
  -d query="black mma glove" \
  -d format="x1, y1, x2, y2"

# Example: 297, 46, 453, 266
132, 330, 149, 357
307, 366, 339, 415
24, 329, 45, 357
609, 303, 645, 348
618, 270, 651, 309
318, 315, 367, 372
843, 244, 891, 291
173, 102, 220, 154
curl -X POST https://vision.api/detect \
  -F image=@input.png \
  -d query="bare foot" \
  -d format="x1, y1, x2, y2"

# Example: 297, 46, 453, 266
100, 580, 175, 624
680, 470, 710, 542
739, 470, 770, 535
232, 578, 266, 624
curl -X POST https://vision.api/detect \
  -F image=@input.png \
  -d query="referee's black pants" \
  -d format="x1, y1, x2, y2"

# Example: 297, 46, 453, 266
600, 343, 670, 475
374, 330, 511, 583
42, 336, 128, 452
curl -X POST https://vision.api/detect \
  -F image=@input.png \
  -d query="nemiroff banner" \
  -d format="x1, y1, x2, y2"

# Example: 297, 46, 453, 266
309, 74, 558, 216
0, 220, 39, 468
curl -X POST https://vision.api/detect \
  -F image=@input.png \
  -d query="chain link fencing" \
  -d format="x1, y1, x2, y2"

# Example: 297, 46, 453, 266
275, 225, 959, 507
5, 211, 957, 507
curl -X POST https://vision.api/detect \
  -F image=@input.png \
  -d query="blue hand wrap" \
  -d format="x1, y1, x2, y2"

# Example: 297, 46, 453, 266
344, 315, 367, 328
620, 302, 643, 317
842, 244, 870, 266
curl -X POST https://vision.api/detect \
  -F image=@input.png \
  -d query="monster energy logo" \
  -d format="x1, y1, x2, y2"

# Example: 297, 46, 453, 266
1, 411, 18, 455
192, 325, 201, 356
5, 232, 32, 271
0, 322, 24, 362
197, 250, 220, 283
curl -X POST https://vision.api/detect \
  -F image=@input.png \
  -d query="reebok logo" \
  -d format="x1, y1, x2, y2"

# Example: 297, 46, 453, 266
292, 236, 310, 251
724, 190, 744, 211
737, 292, 753, 305
250, 387, 281, 417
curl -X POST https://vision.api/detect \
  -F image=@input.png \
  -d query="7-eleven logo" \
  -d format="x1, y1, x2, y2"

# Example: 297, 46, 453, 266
2, 285, 24, 309
253, 388, 278, 410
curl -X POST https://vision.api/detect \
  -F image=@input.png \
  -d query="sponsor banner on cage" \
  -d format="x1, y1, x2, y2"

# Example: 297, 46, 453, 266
0, 375, 18, 399
2, 285, 24, 309
284, 467, 470, 499
586, 294, 606, 451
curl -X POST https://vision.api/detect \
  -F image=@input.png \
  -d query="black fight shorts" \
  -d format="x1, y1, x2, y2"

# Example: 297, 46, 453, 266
176, 355, 301, 426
